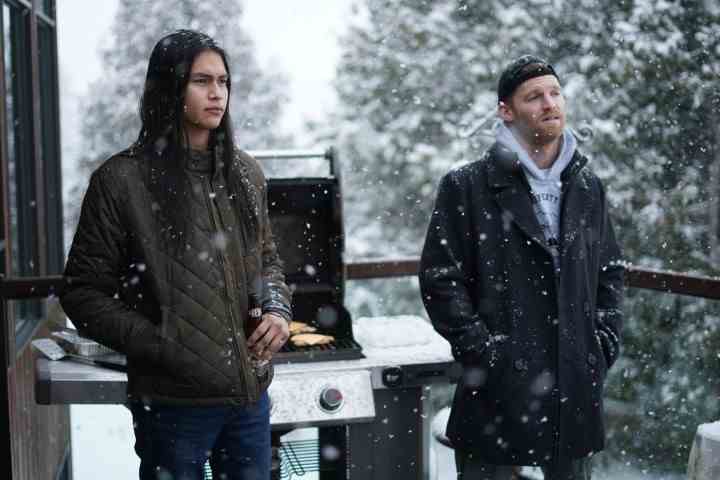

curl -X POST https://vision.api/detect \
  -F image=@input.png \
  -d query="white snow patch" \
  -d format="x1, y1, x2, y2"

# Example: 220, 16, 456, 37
698, 420, 720, 442
355, 315, 437, 348
71, 405, 138, 480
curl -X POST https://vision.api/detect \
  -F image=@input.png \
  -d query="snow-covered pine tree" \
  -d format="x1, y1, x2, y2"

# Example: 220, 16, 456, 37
572, 1, 720, 470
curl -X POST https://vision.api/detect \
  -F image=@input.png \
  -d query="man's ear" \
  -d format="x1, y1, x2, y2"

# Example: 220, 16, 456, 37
498, 101, 514, 123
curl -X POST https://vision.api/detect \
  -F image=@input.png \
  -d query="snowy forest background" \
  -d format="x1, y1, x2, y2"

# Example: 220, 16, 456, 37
61, 0, 720, 477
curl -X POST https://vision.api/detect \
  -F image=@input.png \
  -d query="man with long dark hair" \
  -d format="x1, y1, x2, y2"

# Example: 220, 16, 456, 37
419, 55, 624, 479
61, 30, 292, 480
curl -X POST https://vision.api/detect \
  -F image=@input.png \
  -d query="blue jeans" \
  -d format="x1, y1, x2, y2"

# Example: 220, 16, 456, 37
130, 392, 271, 480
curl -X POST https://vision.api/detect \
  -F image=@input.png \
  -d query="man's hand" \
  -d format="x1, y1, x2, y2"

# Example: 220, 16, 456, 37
247, 313, 290, 361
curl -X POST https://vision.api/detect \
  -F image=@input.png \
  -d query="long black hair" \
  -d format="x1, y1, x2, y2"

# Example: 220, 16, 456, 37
135, 29, 234, 161
133, 30, 259, 254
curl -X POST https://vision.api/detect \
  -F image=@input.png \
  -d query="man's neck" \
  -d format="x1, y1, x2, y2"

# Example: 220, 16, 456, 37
513, 130, 562, 170
185, 126, 210, 151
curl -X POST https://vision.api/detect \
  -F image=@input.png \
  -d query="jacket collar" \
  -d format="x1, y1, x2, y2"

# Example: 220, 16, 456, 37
185, 148, 213, 173
487, 142, 589, 189
487, 142, 592, 254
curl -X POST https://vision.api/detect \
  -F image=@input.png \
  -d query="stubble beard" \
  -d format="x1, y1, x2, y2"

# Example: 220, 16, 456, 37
530, 116, 564, 147
532, 127, 562, 147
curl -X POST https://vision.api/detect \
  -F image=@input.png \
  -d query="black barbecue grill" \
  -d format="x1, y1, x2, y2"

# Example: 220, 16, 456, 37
255, 149, 364, 364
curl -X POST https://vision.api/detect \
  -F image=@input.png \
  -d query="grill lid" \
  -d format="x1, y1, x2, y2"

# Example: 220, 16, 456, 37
254, 149, 362, 363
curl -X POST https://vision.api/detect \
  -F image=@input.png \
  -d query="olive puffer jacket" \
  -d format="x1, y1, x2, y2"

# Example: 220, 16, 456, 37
61, 147, 292, 406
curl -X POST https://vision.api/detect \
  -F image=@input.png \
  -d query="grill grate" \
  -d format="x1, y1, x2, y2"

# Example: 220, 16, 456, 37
202, 439, 321, 480
274, 337, 364, 364
279, 439, 319, 478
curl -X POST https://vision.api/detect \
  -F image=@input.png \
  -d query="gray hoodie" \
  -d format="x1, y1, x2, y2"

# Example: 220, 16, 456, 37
495, 123, 577, 266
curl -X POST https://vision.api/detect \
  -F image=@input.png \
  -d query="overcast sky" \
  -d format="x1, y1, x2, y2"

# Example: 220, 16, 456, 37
56, 0, 356, 200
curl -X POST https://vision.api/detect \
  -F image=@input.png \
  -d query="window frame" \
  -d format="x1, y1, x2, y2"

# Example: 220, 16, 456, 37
38, 17, 62, 277
0, 0, 63, 361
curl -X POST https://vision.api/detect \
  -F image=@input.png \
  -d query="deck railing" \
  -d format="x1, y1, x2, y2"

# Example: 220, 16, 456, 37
1, 261, 719, 305
345, 259, 720, 300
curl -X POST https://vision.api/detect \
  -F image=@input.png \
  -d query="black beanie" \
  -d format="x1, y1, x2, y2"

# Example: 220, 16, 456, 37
497, 55, 559, 103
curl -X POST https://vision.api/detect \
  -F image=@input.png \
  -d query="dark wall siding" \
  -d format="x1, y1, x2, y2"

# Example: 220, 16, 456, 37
9, 324, 71, 480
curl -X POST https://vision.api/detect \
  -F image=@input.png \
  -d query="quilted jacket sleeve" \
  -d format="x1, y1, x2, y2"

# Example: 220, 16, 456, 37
419, 172, 490, 363
60, 166, 161, 364
595, 180, 624, 369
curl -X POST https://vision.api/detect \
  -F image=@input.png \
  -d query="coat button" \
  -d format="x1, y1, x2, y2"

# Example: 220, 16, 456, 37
514, 359, 528, 372
588, 353, 597, 366
583, 302, 591, 317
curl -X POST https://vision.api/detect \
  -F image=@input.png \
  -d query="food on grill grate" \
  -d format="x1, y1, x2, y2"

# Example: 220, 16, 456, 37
290, 333, 335, 347
289, 321, 317, 336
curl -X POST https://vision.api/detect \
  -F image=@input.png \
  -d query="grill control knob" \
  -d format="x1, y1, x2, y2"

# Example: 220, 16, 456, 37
319, 387, 344, 413
382, 366, 403, 388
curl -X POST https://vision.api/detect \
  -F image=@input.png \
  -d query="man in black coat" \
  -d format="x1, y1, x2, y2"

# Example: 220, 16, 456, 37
419, 55, 624, 479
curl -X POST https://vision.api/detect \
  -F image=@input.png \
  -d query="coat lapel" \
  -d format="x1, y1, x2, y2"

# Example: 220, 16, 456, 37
487, 144, 551, 253
559, 152, 592, 251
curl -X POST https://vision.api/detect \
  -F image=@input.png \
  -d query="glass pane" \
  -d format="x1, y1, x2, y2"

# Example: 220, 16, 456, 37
3, 4, 42, 339
3, 4, 18, 276
38, 22, 63, 274
34, 0, 54, 19
42, 0, 54, 18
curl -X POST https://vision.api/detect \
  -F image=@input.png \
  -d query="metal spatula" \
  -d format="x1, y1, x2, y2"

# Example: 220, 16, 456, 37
32, 338, 126, 371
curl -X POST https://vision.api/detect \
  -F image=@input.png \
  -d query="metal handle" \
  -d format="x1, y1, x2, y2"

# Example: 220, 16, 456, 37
248, 147, 338, 178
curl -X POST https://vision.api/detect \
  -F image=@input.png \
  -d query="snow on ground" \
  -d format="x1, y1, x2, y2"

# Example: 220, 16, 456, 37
71, 405, 138, 479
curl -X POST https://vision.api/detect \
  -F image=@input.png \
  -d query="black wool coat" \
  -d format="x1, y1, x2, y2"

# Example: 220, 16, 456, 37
419, 144, 624, 466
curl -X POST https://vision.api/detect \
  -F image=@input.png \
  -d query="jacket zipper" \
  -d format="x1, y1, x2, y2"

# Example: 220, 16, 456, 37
202, 176, 259, 403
